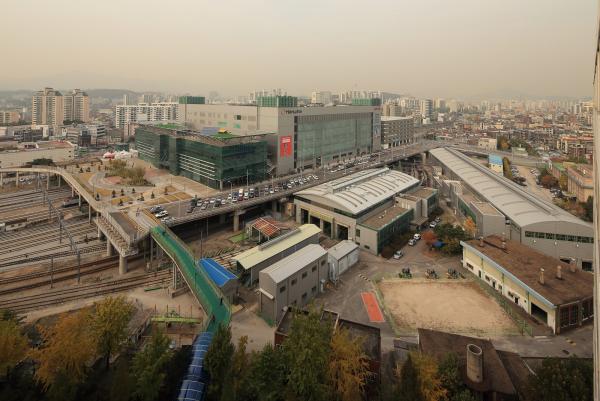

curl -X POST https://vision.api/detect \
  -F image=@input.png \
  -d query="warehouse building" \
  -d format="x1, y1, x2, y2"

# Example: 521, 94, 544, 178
259, 244, 328, 323
294, 167, 437, 254
135, 125, 267, 189
429, 147, 594, 270
461, 236, 593, 334
177, 98, 381, 176
233, 224, 321, 286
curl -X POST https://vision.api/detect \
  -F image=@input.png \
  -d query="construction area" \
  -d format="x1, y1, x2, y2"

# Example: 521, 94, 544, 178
378, 279, 519, 337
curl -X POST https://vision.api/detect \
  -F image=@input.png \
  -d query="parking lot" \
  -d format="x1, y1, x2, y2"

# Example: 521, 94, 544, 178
516, 165, 554, 203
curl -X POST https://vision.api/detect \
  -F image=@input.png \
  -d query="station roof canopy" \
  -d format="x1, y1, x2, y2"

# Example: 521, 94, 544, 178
430, 148, 591, 229
199, 258, 237, 288
234, 224, 321, 271
294, 167, 419, 215
260, 244, 327, 284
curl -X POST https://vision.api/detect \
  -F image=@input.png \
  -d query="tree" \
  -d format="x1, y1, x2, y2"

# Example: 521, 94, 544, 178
32, 309, 97, 396
91, 295, 134, 369
0, 319, 29, 376
109, 358, 134, 401
502, 157, 513, 179
244, 343, 287, 401
204, 324, 235, 401
540, 175, 558, 189
463, 217, 476, 238
583, 196, 594, 222
395, 353, 420, 401
412, 352, 446, 401
438, 353, 476, 401
111, 190, 116, 198
283, 309, 333, 401
526, 357, 592, 401
228, 336, 252, 401
422, 231, 437, 246
131, 328, 172, 401
328, 328, 370, 401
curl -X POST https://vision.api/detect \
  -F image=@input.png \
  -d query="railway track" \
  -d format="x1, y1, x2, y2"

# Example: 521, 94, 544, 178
0, 269, 172, 314
0, 243, 106, 270
0, 256, 120, 295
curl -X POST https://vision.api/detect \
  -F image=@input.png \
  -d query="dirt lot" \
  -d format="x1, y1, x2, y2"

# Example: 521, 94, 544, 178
378, 279, 518, 337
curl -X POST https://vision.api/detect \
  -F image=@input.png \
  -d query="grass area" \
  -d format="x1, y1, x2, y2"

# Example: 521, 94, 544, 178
229, 232, 247, 243
106, 159, 149, 186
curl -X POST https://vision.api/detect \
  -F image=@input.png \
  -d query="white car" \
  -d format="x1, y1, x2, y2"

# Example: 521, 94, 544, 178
393, 250, 404, 259
429, 222, 437, 228
155, 211, 168, 218
408, 239, 416, 246
413, 233, 421, 240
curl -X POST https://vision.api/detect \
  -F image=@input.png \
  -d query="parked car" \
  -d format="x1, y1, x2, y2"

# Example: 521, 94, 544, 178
408, 239, 416, 246
434, 217, 441, 223
413, 233, 421, 240
150, 206, 164, 213
393, 250, 404, 259
429, 222, 437, 228
155, 211, 169, 218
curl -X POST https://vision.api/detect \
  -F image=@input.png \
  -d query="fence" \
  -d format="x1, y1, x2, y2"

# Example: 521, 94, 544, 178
475, 279, 533, 336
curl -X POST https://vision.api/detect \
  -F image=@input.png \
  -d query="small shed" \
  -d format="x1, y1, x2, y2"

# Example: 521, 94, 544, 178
199, 258, 238, 304
328, 240, 359, 283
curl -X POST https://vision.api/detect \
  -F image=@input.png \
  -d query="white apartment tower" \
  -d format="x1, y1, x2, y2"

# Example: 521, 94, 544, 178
63, 89, 90, 123
420, 99, 433, 118
32, 88, 64, 126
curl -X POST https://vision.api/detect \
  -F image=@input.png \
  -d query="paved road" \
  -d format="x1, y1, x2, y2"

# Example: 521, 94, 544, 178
516, 165, 554, 203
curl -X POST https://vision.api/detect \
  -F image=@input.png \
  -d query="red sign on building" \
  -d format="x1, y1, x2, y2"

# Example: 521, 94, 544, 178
280, 136, 292, 157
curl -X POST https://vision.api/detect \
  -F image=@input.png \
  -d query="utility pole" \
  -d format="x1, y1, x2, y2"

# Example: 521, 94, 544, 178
50, 256, 54, 289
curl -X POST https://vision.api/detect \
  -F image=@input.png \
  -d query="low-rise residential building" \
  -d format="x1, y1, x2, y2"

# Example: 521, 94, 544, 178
461, 235, 594, 334
558, 135, 593, 155
0, 141, 75, 168
478, 137, 497, 151
566, 164, 594, 202
259, 244, 328, 323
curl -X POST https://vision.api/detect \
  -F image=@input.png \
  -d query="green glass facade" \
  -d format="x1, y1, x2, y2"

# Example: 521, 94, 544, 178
295, 113, 374, 167
257, 96, 297, 107
352, 98, 381, 106
179, 96, 205, 104
135, 127, 267, 189
359, 208, 414, 254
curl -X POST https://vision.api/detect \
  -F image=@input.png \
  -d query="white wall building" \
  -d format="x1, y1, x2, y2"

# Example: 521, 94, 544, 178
115, 102, 178, 128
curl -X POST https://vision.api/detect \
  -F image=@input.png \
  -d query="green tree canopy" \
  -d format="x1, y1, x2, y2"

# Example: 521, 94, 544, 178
131, 328, 172, 401
526, 357, 593, 401
91, 296, 135, 369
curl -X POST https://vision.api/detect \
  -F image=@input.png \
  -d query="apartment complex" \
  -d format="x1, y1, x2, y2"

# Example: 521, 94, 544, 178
178, 98, 382, 176
115, 102, 179, 128
380, 116, 414, 148
566, 164, 594, 202
0, 110, 21, 125
135, 125, 267, 189
32, 88, 89, 126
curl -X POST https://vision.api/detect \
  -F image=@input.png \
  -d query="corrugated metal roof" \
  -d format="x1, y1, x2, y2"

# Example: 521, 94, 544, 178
260, 244, 327, 283
199, 258, 237, 287
430, 148, 591, 229
234, 224, 321, 270
327, 240, 358, 260
295, 167, 419, 215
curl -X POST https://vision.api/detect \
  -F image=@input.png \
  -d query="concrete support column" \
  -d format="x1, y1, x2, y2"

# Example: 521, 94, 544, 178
271, 200, 278, 213
58, 175, 61, 187
97, 227, 105, 240
106, 241, 114, 257
233, 213, 240, 232
47, 174, 50, 190
119, 255, 128, 275
0, 172, 3, 188
71, 187, 75, 197
15, 172, 19, 188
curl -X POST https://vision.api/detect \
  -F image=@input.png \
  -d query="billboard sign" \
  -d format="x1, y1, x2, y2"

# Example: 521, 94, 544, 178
280, 136, 292, 157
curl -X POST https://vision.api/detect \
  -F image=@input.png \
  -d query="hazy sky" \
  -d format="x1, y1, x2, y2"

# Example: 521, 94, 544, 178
1, 0, 596, 99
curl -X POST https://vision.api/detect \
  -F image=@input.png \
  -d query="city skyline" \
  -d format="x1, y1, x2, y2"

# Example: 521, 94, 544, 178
0, 0, 596, 99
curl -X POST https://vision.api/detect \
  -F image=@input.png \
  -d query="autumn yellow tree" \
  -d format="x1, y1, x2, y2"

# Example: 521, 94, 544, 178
0, 319, 29, 376
32, 309, 97, 391
91, 295, 135, 369
464, 217, 476, 238
328, 328, 371, 401
412, 352, 447, 401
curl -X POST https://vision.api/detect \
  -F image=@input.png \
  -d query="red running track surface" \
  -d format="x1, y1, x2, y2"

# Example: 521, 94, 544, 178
361, 292, 385, 323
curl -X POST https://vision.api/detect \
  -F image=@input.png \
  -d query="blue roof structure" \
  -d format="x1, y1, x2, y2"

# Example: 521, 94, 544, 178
199, 258, 237, 288
199, 127, 220, 136
488, 154, 503, 165
177, 332, 214, 401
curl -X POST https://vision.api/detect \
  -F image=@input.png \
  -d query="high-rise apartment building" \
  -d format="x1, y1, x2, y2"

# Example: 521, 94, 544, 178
32, 88, 64, 126
63, 89, 90, 123
311, 91, 333, 105
420, 99, 433, 118
0, 110, 21, 125
115, 102, 178, 128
